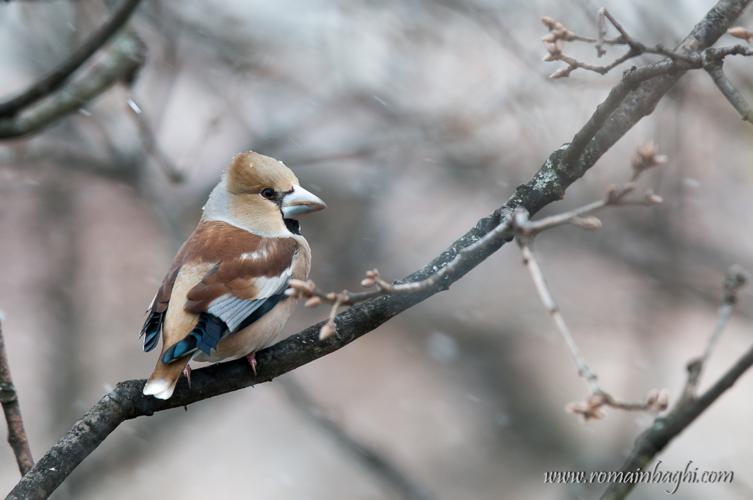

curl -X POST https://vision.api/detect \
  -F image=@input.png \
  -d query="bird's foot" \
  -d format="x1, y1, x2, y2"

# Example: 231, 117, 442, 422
246, 352, 258, 376
183, 364, 192, 388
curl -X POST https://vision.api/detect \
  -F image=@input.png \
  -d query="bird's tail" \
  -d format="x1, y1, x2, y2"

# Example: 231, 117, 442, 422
143, 357, 189, 400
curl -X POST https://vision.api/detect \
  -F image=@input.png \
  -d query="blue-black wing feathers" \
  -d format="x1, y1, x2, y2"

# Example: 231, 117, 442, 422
141, 312, 163, 352
161, 314, 227, 364
160, 292, 287, 364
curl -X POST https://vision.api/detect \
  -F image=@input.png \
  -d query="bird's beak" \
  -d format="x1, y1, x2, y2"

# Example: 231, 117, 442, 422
282, 185, 327, 218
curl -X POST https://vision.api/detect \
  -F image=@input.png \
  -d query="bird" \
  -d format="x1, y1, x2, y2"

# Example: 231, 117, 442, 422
139, 151, 326, 400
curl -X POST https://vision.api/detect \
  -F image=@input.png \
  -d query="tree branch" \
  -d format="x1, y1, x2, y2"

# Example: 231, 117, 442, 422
289, 147, 665, 342
510, 173, 668, 421
705, 60, 753, 123
0, 0, 142, 117
7, 0, 751, 498
682, 265, 749, 400
601, 347, 753, 500
0, 33, 145, 139
0, 317, 34, 476
541, 8, 753, 79
601, 267, 749, 500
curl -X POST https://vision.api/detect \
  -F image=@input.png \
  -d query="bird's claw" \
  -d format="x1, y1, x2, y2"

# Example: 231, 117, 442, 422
246, 353, 258, 376
182, 364, 192, 388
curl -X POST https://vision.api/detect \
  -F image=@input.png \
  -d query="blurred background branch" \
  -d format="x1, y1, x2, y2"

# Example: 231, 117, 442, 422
0, 33, 145, 139
0, 0, 141, 118
0, 318, 34, 476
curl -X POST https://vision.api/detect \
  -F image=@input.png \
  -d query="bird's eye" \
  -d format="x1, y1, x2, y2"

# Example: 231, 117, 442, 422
260, 188, 275, 200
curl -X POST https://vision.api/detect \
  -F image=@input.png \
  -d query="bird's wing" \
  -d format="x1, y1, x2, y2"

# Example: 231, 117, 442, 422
139, 265, 180, 352
160, 230, 298, 363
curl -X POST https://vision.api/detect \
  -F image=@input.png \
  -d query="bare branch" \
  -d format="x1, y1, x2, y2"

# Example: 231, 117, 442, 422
0, 316, 34, 476
595, 8, 608, 57
287, 212, 515, 340
513, 185, 660, 236
601, 267, 749, 500
705, 60, 753, 124
0, 0, 142, 117
509, 166, 667, 421
541, 8, 695, 78
0, 33, 145, 139
515, 233, 600, 392
294, 146, 662, 346
295, 142, 664, 422
542, 7, 753, 80
682, 265, 749, 401
560, 60, 680, 169
599, 8, 692, 61
565, 390, 669, 422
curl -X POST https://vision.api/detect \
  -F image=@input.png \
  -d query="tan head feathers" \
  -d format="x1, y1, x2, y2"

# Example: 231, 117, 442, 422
226, 151, 299, 194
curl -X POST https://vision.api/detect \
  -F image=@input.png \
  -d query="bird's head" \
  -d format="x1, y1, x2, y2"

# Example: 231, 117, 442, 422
204, 151, 326, 236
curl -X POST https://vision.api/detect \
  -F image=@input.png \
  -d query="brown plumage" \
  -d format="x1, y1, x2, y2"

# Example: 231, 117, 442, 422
141, 151, 325, 399
184, 232, 298, 311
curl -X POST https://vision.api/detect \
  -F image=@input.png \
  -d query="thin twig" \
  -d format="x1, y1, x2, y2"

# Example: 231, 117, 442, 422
516, 234, 600, 391
595, 8, 608, 57
509, 146, 668, 420
599, 8, 693, 62
541, 8, 753, 79
512, 185, 662, 236
295, 146, 660, 369
288, 215, 515, 339
0, 316, 34, 475
0, 0, 142, 117
294, 149, 666, 419
513, 228, 668, 420
541, 9, 693, 79
510, 190, 668, 421
705, 61, 753, 124
601, 267, 749, 500
682, 265, 748, 401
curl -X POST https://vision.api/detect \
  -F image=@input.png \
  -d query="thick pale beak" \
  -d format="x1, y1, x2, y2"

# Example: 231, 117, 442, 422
282, 185, 327, 218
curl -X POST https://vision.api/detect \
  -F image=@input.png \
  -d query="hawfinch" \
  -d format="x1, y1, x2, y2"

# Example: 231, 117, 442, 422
140, 151, 326, 400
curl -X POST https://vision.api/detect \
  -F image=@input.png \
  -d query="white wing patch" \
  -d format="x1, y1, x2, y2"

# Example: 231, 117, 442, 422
240, 249, 267, 261
206, 267, 292, 332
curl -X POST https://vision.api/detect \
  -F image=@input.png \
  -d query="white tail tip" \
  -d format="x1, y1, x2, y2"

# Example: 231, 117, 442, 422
142, 378, 175, 400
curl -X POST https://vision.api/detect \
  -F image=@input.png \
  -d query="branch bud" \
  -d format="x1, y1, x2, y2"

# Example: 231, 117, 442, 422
319, 321, 336, 340
631, 142, 667, 179
644, 191, 663, 205
541, 16, 557, 29
728, 27, 753, 43
549, 66, 574, 79
305, 296, 322, 308
571, 216, 602, 230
